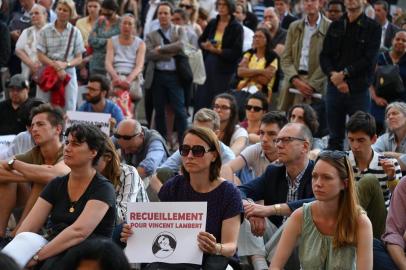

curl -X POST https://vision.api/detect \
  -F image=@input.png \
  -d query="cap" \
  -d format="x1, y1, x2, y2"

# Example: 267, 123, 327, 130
7, 74, 29, 89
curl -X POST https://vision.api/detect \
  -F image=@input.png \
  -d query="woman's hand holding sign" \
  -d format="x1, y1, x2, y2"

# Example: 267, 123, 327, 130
197, 231, 219, 255
120, 223, 133, 243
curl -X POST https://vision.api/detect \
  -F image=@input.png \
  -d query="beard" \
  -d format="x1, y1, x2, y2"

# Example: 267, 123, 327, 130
86, 93, 102, 104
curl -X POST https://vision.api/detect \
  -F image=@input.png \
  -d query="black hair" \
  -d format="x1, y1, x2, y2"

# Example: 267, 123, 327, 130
374, 0, 388, 12
287, 104, 319, 135
61, 238, 130, 270
261, 111, 288, 130
246, 92, 269, 112
173, 8, 187, 21
20, 98, 45, 127
213, 93, 238, 146
346, 111, 376, 138
89, 74, 111, 93
327, 0, 345, 11
65, 123, 106, 166
0, 253, 20, 270
30, 103, 65, 140
101, 0, 118, 12
216, 0, 235, 14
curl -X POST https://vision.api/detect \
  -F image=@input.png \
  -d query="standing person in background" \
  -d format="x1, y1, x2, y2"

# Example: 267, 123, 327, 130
178, 0, 202, 37
326, 0, 344, 22
278, 0, 330, 114
194, 0, 243, 114
76, 0, 102, 82
105, 13, 146, 119
320, 0, 381, 151
15, 4, 47, 81
374, 0, 399, 51
274, 0, 297, 30
234, 3, 254, 52
88, 0, 120, 76
259, 7, 286, 56
36, 0, 85, 111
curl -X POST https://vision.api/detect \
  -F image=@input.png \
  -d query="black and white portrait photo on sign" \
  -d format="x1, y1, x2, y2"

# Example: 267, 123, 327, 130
152, 232, 177, 258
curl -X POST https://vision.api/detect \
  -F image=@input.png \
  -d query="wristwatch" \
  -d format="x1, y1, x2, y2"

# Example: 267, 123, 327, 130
215, 243, 222, 256
67, 62, 71, 68
7, 158, 16, 170
342, 68, 349, 79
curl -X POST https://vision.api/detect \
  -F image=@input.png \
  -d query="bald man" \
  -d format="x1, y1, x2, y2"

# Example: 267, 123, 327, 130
114, 119, 169, 178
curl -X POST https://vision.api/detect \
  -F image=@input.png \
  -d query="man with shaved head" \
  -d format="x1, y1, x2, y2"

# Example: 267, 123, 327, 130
114, 119, 169, 179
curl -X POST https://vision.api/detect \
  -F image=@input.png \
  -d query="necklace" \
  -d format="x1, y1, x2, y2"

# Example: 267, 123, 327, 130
69, 201, 77, 213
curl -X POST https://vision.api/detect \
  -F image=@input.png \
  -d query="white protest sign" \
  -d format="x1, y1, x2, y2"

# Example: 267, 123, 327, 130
0, 135, 16, 153
125, 202, 207, 265
66, 111, 110, 135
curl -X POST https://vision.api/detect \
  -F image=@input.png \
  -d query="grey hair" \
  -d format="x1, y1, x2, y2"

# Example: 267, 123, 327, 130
194, 108, 221, 131
31, 3, 48, 14
386, 102, 406, 118
284, 122, 314, 150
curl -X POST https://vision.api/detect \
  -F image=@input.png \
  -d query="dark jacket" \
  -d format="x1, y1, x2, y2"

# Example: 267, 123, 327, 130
281, 13, 297, 30
238, 160, 314, 227
198, 15, 243, 73
383, 22, 400, 50
320, 13, 381, 93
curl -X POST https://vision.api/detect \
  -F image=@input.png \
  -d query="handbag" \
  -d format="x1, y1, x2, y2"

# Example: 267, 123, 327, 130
157, 28, 193, 86
35, 26, 75, 88
375, 52, 405, 101
184, 45, 206, 85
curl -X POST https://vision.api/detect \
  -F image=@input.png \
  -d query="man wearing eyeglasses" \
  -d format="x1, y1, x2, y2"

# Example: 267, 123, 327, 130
114, 119, 169, 181
78, 74, 124, 127
237, 123, 314, 269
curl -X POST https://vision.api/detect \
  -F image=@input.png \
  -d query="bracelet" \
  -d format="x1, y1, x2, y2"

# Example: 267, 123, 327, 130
273, 204, 281, 216
215, 243, 222, 255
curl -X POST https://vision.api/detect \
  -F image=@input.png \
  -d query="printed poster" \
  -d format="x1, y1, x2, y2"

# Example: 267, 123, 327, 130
65, 111, 110, 135
125, 202, 207, 264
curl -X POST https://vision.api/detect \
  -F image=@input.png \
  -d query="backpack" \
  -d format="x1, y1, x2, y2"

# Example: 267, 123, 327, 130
375, 52, 405, 101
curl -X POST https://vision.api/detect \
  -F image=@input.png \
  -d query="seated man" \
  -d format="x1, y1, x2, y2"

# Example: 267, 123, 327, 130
0, 104, 70, 246
149, 108, 235, 193
221, 112, 287, 184
237, 123, 314, 270
373, 102, 406, 171
0, 74, 32, 136
78, 74, 124, 127
114, 119, 169, 180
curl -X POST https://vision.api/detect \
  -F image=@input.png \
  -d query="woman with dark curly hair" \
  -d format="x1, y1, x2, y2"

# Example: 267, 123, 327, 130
287, 103, 325, 151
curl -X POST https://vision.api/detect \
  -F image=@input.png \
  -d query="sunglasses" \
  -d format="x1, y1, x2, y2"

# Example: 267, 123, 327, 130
114, 132, 141, 140
246, 105, 263, 112
179, 145, 212, 157
179, 4, 193, 9
213, 104, 231, 111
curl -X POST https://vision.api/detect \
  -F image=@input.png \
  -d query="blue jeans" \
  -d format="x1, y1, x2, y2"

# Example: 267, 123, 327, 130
373, 239, 398, 270
325, 83, 371, 150
152, 70, 188, 144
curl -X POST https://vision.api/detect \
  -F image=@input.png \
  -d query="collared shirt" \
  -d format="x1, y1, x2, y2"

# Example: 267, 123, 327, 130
286, 160, 310, 203
380, 20, 389, 49
37, 22, 85, 62
373, 132, 406, 166
299, 13, 321, 71
155, 24, 177, 71
240, 143, 272, 177
347, 150, 402, 206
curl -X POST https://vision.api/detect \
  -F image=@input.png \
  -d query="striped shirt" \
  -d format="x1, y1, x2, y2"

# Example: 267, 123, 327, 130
116, 164, 149, 223
347, 150, 402, 206
286, 160, 310, 203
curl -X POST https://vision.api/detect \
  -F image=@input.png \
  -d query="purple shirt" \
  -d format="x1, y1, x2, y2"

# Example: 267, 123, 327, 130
382, 176, 406, 249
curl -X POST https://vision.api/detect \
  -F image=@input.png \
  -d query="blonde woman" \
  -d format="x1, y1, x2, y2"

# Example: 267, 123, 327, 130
270, 151, 373, 270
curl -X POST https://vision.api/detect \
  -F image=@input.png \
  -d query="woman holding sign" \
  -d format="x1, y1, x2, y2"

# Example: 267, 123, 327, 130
11, 123, 116, 269
121, 127, 244, 269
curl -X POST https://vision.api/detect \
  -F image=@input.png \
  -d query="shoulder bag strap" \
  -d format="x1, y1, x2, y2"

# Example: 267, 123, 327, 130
64, 26, 75, 61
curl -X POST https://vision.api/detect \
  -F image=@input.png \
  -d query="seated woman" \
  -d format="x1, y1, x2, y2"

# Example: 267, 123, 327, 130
373, 177, 406, 270
287, 103, 326, 158
240, 92, 269, 145
121, 127, 244, 269
213, 93, 248, 156
270, 151, 373, 270
14, 123, 116, 269
236, 27, 280, 104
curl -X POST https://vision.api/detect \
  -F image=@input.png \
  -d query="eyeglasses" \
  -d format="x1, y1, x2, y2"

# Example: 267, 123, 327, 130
179, 144, 212, 157
246, 105, 263, 112
114, 132, 141, 140
179, 4, 193, 9
213, 104, 231, 111
275, 136, 306, 144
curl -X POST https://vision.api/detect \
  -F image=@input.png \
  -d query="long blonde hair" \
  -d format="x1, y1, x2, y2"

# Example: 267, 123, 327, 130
316, 151, 361, 248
